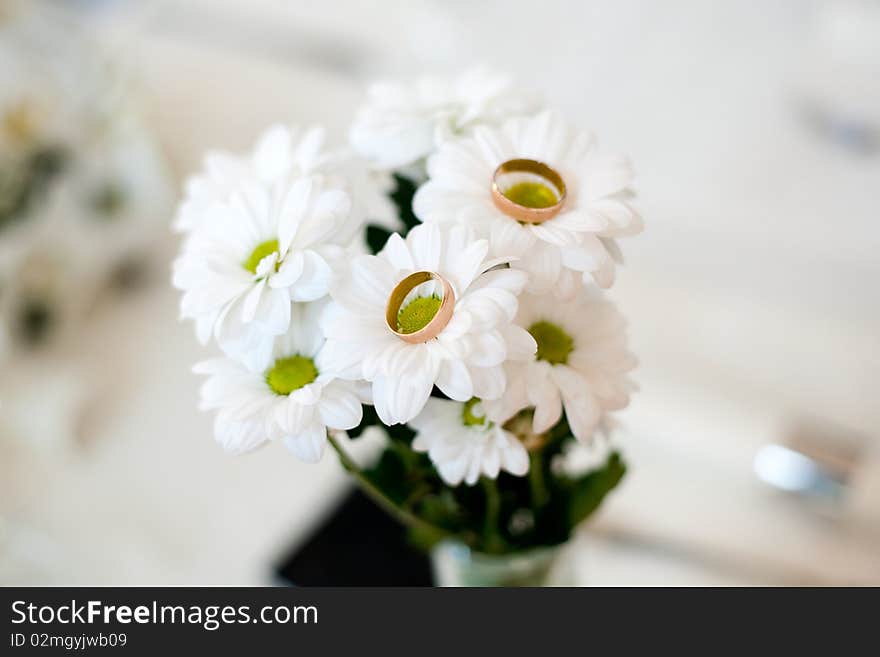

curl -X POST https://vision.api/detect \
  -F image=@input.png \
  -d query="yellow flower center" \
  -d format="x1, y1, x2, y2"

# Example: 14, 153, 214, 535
528, 320, 574, 365
265, 355, 318, 395
243, 239, 279, 274
462, 397, 491, 428
396, 295, 442, 334
503, 181, 559, 209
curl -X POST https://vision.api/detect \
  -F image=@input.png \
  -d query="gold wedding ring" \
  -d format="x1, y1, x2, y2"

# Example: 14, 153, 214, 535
385, 271, 455, 344
491, 158, 567, 224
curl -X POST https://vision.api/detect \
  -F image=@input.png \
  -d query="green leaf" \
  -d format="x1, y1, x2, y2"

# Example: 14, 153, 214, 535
360, 446, 410, 505
365, 224, 392, 255
565, 451, 626, 528
406, 524, 448, 552
389, 173, 420, 232
418, 489, 462, 527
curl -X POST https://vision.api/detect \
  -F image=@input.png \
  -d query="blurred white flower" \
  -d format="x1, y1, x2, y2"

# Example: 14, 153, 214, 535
0, 2, 173, 359
411, 398, 529, 486
484, 288, 637, 443
173, 175, 354, 371
349, 67, 539, 171
414, 110, 641, 293
194, 302, 364, 463
174, 124, 327, 234
176, 123, 393, 238
321, 222, 536, 426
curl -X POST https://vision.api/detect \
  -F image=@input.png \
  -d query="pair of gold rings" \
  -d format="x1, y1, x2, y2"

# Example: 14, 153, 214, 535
384, 159, 566, 342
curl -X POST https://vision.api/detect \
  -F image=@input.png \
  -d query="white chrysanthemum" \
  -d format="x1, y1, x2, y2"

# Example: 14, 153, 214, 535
194, 302, 364, 463
175, 123, 396, 255
411, 398, 529, 486
413, 110, 641, 293
321, 222, 536, 426
349, 67, 539, 171
173, 124, 327, 234
173, 175, 354, 371
484, 289, 637, 443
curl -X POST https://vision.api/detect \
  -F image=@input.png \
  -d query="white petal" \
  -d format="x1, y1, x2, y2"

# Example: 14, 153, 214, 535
464, 456, 483, 486
269, 251, 304, 288
330, 255, 395, 315
504, 325, 538, 361
381, 232, 415, 271
407, 223, 442, 271
552, 366, 602, 442
499, 432, 530, 476
277, 177, 312, 253
253, 287, 292, 335
583, 154, 634, 200
551, 208, 606, 233
377, 369, 434, 425
465, 331, 507, 368
371, 376, 395, 425
483, 367, 527, 422
437, 458, 468, 487
252, 124, 292, 182
241, 280, 267, 323
293, 187, 351, 250
469, 365, 506, 401
289, 251, 332, 301
214, 417, 267, 455
280, 399, 317, 433
530, 220, 579, 247
445, 238, 490, 293
318, 383, 363, 430
481, 444, 501, 480
413, 183, 470, 224
283, 424, 328, 463
489, 215, 535, 257
518, 244, 563, 292
435, 359, 474, 401
529, 372, 563, 433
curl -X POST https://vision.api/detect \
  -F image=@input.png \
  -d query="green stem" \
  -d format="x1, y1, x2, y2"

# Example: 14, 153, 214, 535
481, 477, 504, 554
529, 450, 549, 509
327, 432, 447, 539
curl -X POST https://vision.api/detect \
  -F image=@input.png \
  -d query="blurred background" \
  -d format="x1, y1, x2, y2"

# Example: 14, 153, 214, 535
1, 0, 878, 585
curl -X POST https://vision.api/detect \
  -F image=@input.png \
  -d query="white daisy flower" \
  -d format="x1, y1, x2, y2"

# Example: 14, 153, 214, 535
194, 302, 364, 463
321, 222, 537, 426
173, 174, 354, 371
174, 123, 391, 238
349, 67, 539, 172
484, 289, 637, 443
413, 110, 642, 293
411, 398, 529, 487
174, 124, 327, 234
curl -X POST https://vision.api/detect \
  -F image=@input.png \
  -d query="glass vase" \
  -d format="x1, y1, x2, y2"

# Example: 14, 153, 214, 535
430, 540, 570, 587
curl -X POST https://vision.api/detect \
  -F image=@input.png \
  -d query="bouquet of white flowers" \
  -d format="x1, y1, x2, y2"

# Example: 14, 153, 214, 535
173, 68, 641, 573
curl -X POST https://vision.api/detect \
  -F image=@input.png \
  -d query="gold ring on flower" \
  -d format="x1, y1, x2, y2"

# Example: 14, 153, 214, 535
386, 271, 455, 343
491, 158, 566, 224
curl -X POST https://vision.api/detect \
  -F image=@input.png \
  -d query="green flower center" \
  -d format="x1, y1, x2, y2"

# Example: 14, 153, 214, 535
243, 239, 280, 274
528, 320, 574, 365
396, 295, 441, 334
462, 398, 491, 428
503, 181, 559, 209
265, 355, 318, 395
